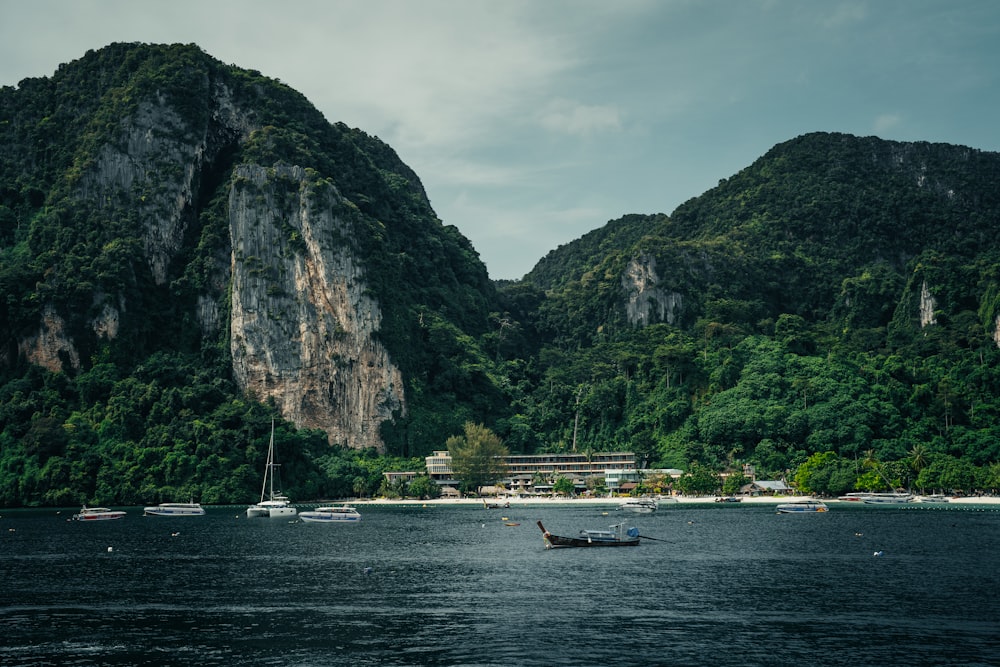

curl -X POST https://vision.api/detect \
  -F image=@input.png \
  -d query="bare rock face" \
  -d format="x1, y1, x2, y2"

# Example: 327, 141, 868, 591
19, 305, 80, 372
621, 254, 683, 326
919, 280, 937, 327
228, 164, 405, 450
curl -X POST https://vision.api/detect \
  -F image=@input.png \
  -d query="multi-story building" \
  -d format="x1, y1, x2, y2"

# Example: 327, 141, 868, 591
422, 450, 640, 494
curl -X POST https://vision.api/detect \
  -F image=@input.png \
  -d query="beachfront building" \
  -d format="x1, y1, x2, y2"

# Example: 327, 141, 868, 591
740, 479, 792, 495
422, 450, 640, 495
606, 468, 684, 495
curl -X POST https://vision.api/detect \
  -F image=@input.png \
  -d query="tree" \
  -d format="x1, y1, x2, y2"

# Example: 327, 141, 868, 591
676, 463, 720, 495
407, 474, 441, 500
446, 422, 509, 492
552, 476, 575, 496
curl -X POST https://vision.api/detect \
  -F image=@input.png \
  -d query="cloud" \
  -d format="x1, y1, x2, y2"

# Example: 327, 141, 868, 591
537, 99, 623, 136
873, 113, 902, 134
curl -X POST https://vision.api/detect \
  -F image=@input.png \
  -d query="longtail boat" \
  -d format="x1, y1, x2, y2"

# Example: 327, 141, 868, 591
536, 520, 640, 548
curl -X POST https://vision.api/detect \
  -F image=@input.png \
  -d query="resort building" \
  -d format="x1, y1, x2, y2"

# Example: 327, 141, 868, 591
605, 468, 684, 495
740, 479, 792, 495
422, 450, 643, 495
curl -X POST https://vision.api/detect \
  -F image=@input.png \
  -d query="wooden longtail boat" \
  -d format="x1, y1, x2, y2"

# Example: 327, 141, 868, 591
536, 520, 640, 548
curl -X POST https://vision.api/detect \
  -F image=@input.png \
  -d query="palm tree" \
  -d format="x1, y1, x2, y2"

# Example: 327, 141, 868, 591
908, 444, 929, 492
909, 444, 928, 472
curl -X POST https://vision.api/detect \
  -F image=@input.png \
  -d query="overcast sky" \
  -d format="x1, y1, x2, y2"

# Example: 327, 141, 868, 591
2, 1, 998, 279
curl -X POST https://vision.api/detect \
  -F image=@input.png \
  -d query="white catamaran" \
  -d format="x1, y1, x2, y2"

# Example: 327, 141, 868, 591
246, 421, 297, 519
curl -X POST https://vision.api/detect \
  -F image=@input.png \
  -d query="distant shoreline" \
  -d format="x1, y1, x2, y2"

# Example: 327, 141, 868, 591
348, 494, 1000, 507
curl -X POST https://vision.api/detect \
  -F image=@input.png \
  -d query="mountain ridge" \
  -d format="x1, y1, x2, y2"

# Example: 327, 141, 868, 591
1, 43, 999, 507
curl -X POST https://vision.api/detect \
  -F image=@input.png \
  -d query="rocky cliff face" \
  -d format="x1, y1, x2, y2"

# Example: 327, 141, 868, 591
12, 50, 412, 451
228, 164, 405, 448
621, 254, 683, 326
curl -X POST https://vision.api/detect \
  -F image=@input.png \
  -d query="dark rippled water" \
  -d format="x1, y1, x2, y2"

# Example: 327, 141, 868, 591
2, 502, 999, 666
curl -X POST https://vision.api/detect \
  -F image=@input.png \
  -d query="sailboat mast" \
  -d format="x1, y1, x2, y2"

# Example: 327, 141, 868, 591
259, 420, 275, 503
268, 420, 276, 501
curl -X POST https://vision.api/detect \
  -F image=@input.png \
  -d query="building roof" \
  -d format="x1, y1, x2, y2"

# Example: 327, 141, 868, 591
743, 480, 791, 491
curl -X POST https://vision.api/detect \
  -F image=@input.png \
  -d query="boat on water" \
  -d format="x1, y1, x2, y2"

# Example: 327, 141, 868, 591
72, 506, 126, 521
483, 499, 510, 509
775, 499, 829, 514
298, 505, 361, 523
537, 520, 641, 548
837, 492, 871, 502
246, 421, 297, 519
619, 498, 658, 513
916, 494, 951, 504
143, 502, 205, 517
862, 492, 914, 505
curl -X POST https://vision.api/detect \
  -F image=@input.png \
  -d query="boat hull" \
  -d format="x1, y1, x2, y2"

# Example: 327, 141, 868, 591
246, 504, 297, 518
537, 521, 640, 548
72, 508, 126, 521
144, 504, 205, 517
299, 506, 361, 523
776, 502, 828, 513
862, 496, 913, 504
299, 513, 361, 523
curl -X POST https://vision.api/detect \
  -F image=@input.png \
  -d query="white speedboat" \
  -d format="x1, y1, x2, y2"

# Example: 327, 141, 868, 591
299, 505, 362, 523
776, 499, 829, 513
143, 502, 205, 517
837, 492, 871, 502
72, 506, 126, 521
619, 498, 658, 513
862, 493, 913, 505
246, 420, 297, 519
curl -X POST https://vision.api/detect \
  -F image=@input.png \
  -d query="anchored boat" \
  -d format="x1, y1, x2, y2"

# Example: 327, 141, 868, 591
246, 421, 297, 519
537, 520, 641, 548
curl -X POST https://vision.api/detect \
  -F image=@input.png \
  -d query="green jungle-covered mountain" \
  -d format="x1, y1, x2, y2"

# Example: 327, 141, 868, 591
2, 43, 999, 507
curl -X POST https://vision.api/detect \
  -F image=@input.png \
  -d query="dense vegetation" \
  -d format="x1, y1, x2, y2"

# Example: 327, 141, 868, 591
1, 44, 999, 507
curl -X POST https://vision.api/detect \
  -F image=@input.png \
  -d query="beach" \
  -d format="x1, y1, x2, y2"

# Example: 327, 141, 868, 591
351, 494, 1000, 506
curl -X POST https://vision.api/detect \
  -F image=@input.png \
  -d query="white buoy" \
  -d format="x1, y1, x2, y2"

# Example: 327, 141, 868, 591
107, 546, 113, 552
873, 550, 883, 557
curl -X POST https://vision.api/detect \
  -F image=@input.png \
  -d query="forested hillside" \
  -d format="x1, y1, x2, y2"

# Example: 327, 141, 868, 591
510, 133, 1000, 495
0, 43, 506, 506
1, 43, 998, 507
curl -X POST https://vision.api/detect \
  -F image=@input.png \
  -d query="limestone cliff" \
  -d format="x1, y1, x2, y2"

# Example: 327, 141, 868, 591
228, 164, 404, 448
4, 44, 462, 452
621, 254, 683, 326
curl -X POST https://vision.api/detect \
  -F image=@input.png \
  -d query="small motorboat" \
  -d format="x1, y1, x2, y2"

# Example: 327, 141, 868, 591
298, 505, 362, 523
143, 502, 205, 517
862, 493, 914, 505
619, 498, 658, 513
537, 520, 640, 548
72, 506, 126, 521
775, 499, 829, 514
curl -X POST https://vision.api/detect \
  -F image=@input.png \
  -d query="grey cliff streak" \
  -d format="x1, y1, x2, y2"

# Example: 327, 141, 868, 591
229, 164, 404, 450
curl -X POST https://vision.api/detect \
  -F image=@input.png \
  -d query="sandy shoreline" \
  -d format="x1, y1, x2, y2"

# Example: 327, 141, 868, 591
349, 494, 1000, 507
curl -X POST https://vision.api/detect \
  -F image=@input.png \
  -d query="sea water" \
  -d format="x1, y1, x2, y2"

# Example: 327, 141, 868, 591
1, 502, 998, 666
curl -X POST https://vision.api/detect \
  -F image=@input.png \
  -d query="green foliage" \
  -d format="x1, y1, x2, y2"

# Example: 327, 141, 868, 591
406, 474, 441, 500
676, 463, 720, 495
552, 476, 576, 496
3, 47, 1000, 507
446, 422, 509, 492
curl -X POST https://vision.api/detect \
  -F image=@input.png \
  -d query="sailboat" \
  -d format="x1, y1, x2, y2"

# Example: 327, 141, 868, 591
246, 420, 297, 519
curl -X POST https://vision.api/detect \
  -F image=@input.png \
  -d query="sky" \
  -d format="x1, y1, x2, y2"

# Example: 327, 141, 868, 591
2, 1, 999, 279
